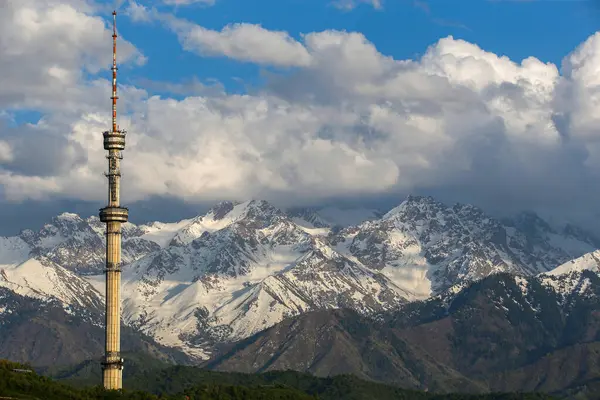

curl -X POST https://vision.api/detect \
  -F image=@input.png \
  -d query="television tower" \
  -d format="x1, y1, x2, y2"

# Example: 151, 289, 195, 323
99, 10, 128, 390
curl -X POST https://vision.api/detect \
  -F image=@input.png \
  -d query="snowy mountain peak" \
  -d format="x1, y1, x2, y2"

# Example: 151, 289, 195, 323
50, 213, 89, 234
234, 200, 284, 224
166, 200, 286, 248
383, 196, 491, 229
205, 200, 282, 227
382, 195, 441, 221
334, 196, 600, 300
56, 212, 83, 222
18, 212, 91, 250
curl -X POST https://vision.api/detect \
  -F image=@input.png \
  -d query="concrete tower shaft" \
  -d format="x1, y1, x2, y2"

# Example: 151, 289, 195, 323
100, 10, 128, 390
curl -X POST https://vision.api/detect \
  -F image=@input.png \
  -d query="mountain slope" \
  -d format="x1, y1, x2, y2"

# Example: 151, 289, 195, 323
18, 213, 160, 276
0, 288, 104, 367
208, 308, 483, 393
209, 270, 600, 395
206, 238, 409, 338
0, 255, 103, 311
332, 196, 598, 298
548, 249, 600, 276
120, 201, 406, 358
118, 198, 599, 357
0, 288, 190, 367
389, 270, 600, 376
2, 360, 556, 400
1, 195, 599, 365
489, 342, 600, 394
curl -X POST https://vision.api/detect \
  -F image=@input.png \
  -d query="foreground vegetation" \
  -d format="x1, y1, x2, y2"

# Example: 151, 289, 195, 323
1, 359, 555, 400
2, 359, 315, 400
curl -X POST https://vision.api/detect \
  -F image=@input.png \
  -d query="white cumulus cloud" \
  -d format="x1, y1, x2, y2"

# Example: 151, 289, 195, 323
169, 20, 312, 67
127, 2, 312, 67
0, 0, 144, 113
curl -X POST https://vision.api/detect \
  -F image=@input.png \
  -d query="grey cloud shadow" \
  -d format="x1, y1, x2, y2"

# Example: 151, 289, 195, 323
0, 122, 88, 177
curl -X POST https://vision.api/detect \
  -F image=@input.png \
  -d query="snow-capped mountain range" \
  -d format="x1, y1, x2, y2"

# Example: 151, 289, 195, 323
1, 196, 599, 360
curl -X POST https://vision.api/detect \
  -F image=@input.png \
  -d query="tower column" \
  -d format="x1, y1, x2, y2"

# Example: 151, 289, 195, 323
102, 221, 123, 389
100, 10, 128, 390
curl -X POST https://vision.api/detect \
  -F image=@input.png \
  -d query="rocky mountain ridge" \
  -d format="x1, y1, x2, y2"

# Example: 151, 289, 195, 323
0, 287, 191, 368
1, 196, 599, 360
210, 269, 600, 396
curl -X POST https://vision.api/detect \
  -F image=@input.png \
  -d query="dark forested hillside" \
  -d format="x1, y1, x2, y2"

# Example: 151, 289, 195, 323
0, 359, 555, 400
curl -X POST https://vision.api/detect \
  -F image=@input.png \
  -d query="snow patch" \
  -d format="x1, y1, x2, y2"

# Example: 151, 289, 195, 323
548, 250, 600, 276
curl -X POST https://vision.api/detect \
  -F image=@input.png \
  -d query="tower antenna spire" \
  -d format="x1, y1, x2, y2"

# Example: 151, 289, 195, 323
100, 9, 128, 391
112, 10, 118, 134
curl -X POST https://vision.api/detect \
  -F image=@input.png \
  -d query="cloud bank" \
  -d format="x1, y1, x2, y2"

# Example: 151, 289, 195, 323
2, 0, 600, 228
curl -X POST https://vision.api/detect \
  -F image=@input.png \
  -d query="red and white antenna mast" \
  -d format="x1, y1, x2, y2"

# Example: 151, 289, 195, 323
111, 10, 118, 134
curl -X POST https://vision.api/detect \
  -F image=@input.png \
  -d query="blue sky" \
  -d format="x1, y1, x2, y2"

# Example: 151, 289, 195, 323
111, 0, 598, 96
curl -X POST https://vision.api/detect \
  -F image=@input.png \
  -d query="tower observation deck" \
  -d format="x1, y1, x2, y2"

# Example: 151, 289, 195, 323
100, 10, 128, 390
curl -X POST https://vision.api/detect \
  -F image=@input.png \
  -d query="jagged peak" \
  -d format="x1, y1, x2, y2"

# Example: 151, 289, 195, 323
382, 195, 444, 220
379, 197, 499, 234
17, 212, 91, 247
50, 212, 85, 229
450, 202, 487, 218
242, 199, 281, 214
405, 195, 436, 203
223, 200, 285, 229
203, 199, 281, 223
152, 199, 314, 249
56, 212, 82, 221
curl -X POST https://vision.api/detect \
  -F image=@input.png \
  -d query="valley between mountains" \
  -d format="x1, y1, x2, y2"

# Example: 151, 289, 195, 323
3, 196, 600, 395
